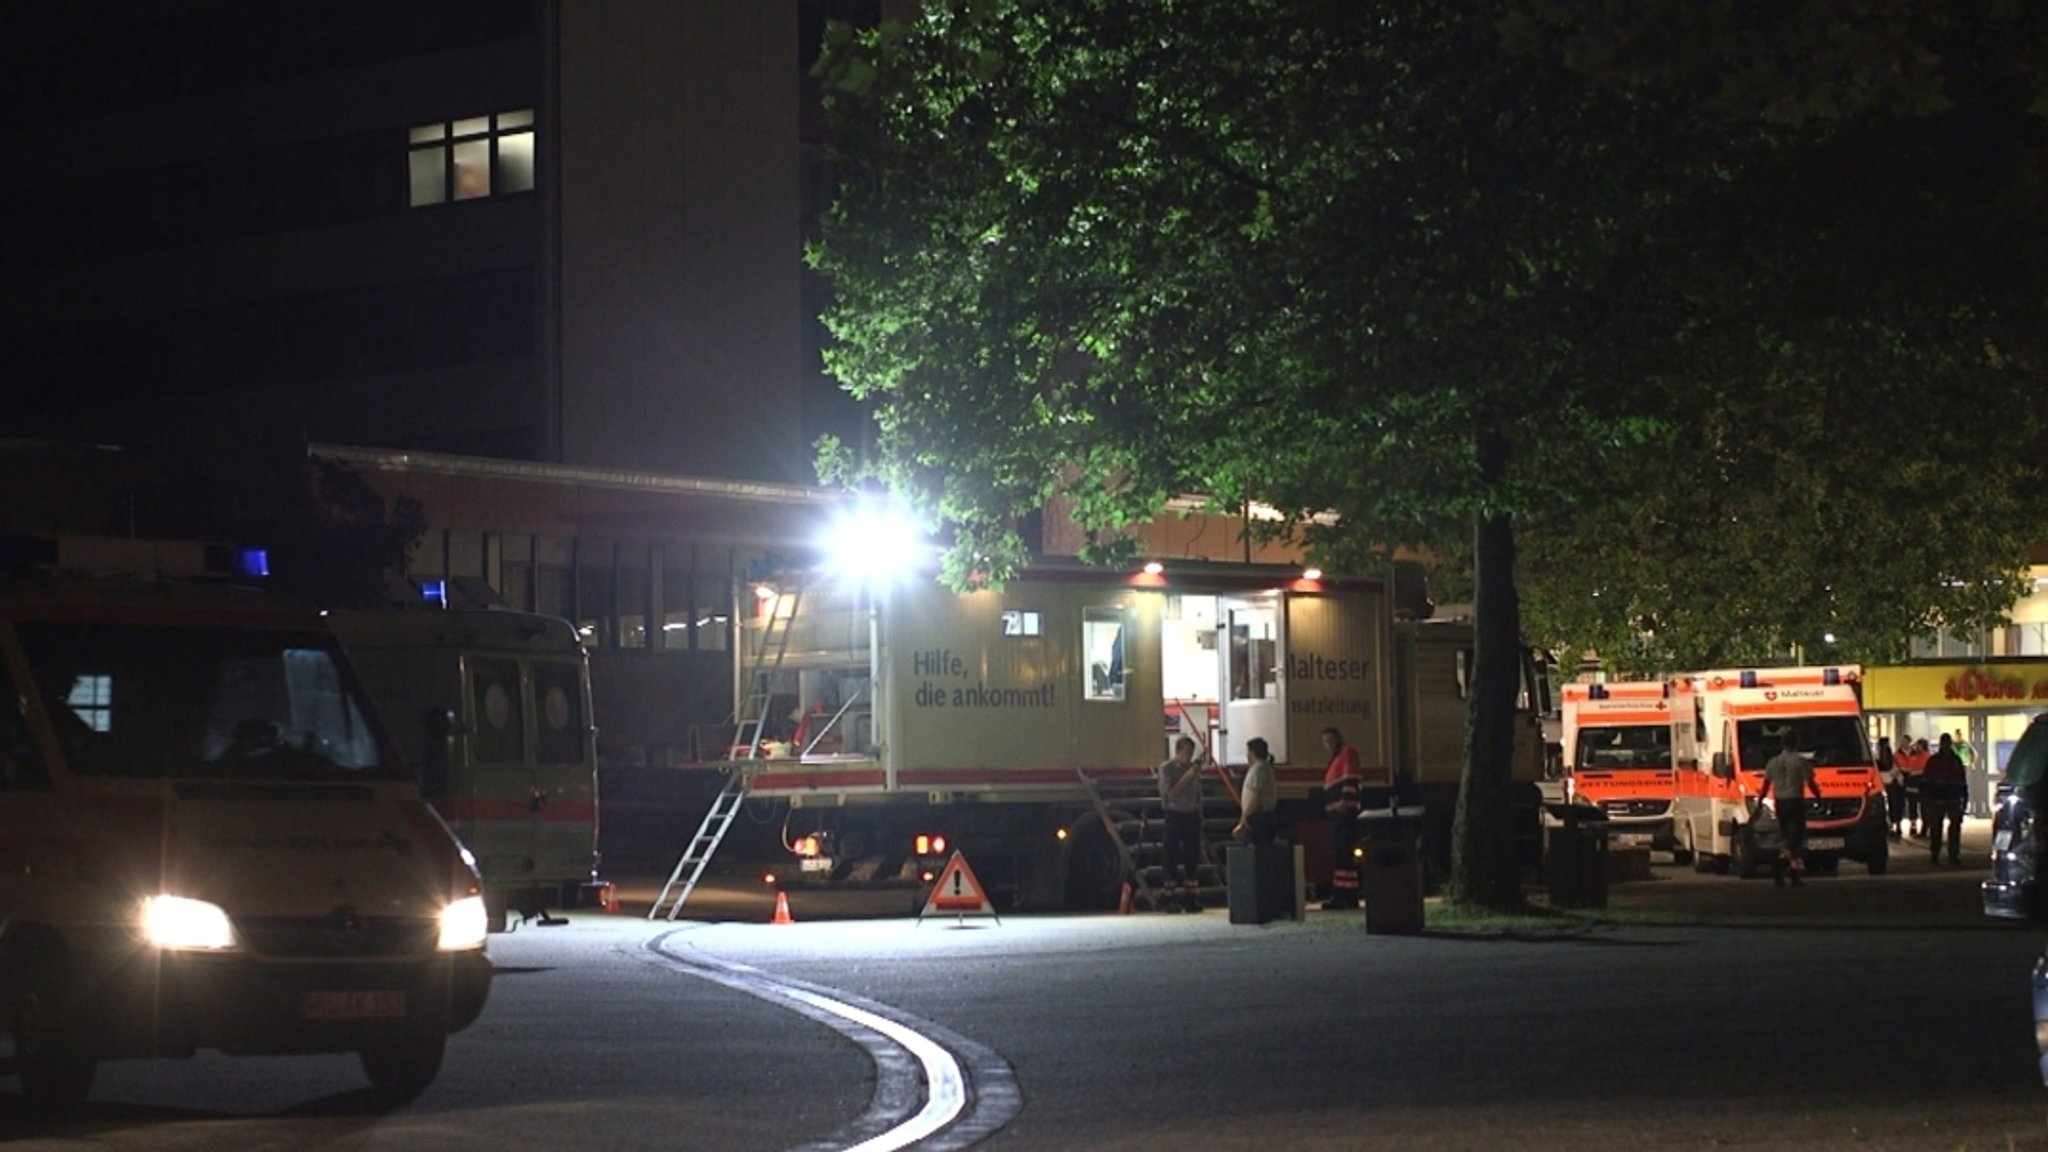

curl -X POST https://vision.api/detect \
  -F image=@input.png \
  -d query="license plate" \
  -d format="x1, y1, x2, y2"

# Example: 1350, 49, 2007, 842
301, 990, 407, 1020
1807, 837, 1845, 851
1617, 833, 1653, 846
1996, 829, 2013, 852
799, 856, 836, 874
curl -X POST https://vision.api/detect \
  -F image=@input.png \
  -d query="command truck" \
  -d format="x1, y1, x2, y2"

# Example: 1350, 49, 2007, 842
656, 557, 1550, 912
1557, 681, 1685, 861
1669, 665, 1888, 877
331, 608, 601, 930
0, 537, 491, 1107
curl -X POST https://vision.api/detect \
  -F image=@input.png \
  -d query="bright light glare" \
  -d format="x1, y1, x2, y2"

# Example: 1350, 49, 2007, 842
822, 506, 928, 583
1142, 561, 1164, 575
141, 895, 236, 950
438, 895, 490, 951
1302, 567, 1323, 581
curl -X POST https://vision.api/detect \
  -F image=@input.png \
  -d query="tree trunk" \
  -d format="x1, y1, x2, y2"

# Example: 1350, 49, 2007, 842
1448, 428, 1525, 910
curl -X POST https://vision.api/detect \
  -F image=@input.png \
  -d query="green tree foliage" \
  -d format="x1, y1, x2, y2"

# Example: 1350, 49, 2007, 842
811, 1, 2048, 907
1502, 1, 2048, 673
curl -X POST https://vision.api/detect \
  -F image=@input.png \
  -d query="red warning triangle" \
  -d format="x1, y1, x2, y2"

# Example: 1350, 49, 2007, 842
918, 850, 999, 923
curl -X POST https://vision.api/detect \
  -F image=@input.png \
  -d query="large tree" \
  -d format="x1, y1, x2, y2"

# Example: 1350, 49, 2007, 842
1500, 1, 2048, 673
812, 1, 2045, 909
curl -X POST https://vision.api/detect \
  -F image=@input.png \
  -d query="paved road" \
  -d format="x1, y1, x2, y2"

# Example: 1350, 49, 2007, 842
7, 819, 2045, 1151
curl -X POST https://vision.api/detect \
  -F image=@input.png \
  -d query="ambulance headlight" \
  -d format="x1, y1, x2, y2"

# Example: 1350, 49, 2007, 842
437, 894, 490, 951
141, 895, 237, 951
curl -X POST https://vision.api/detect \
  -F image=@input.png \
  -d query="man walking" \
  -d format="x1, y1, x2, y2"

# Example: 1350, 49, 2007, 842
1758, 731, 1823, 887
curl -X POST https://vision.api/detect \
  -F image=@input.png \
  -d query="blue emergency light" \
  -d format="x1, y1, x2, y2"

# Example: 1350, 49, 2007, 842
1588, 684, 1608, 700
1823, 667, 1841, 686
234, 548, 270, 578
421, 579, 449, 607
1739, 670, 1758, 688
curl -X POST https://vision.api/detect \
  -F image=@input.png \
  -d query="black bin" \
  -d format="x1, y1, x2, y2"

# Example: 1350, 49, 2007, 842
1546, 808, 1610, 910
1227, 844, 1300, 924
1360, 825, 1424, 935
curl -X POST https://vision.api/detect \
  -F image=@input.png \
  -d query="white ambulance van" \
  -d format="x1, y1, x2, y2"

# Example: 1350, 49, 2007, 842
330, 607, 600, 929
0, 538, 491, 1106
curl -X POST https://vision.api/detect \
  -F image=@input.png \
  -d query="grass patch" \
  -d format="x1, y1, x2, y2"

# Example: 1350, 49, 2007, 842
1422, 898, 1697, 936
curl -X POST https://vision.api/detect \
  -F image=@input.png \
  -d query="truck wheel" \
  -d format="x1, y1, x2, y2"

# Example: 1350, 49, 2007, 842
1867, 844, 1889, 876
13, 958, 97, 1108
1061, 820, 1125, 912
359, 1035, 446, 1103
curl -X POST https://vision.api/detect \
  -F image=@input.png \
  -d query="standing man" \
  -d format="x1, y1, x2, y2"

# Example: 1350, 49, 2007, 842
1758, 731, 1823, 887
1234, 737, 1279, 847
1920, 733, 1969, 866
1957, 729, 1990, 818
1320, 727, 1363, 909
1158, 735, 1206, 912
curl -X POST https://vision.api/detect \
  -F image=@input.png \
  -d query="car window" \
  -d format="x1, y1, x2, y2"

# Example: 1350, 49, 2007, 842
2010, 719, 2048, 794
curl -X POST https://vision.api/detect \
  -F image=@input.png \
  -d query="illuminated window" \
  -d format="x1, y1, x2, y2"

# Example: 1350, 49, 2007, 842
66, 675, 113, 733
1083, 606, 1128, 701
1001, 609, 1042, 637
409, 109, 535, 207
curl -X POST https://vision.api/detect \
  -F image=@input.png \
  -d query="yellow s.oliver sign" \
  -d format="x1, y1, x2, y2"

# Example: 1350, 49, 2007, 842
1863, 663, 2048, 711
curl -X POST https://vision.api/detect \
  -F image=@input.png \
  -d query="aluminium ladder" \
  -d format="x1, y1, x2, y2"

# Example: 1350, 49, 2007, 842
649, 578, 806, 918
649, 765, 751, 919
729, 583, 804, 758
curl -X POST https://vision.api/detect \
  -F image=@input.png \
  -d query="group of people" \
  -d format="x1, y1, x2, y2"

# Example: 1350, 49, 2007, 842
1153, 725, 1354, 912
1876, 731, 1974, 865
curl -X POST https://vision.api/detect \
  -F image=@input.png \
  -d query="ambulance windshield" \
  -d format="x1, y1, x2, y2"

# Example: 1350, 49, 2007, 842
1574, 725, 1672, 770
18, 622, 400, 781
1736, 716, 1871, 770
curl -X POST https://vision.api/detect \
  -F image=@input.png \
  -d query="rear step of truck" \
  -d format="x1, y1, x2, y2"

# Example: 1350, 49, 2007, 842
1078, 771, 1234, 910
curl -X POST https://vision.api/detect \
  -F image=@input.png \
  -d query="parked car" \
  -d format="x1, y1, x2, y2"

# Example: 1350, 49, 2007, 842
1983, 714, 2048, 922
1982, 713, 2048, 1084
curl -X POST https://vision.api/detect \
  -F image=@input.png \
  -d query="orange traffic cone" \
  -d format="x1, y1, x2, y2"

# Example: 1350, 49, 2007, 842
599, 883, 620, 914
772, 891, 795, 925
1117, 882, 1133, 915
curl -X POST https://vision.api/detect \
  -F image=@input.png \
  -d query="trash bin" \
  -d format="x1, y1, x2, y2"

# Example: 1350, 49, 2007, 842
1227, 844, 1302, 924
1360, 822, 1424, 935
1546, 808, 1609, 910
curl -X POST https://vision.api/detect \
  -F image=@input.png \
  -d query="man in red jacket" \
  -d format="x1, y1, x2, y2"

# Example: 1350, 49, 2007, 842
1321, 727, 1363, 909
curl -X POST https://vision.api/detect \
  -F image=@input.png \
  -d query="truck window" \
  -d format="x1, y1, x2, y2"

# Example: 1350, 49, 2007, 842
533, 660, 585, 765
470, 657, 524, 763
1083, 606, 1127, 702
16, 622, 394, 780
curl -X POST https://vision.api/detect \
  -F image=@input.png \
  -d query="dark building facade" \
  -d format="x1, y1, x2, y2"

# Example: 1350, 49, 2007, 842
0, 2, 883, 866
1, 0, 865, 479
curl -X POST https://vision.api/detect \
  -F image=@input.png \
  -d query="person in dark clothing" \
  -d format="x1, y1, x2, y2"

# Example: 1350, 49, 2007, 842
1158, 735, 1206, 911
1919, 733, 1969, 865
1759, 731, 1823, 887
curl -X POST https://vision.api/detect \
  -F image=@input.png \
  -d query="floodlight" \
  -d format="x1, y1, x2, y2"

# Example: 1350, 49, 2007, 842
822, 504, 928, 583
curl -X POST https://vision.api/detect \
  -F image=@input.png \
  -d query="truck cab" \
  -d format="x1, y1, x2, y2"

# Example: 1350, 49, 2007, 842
0, 539, 491, 1106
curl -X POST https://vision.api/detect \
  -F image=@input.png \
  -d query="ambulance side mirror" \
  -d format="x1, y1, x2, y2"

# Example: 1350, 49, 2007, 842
1711, 751, 1733, 780
420, 708, 455, 798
